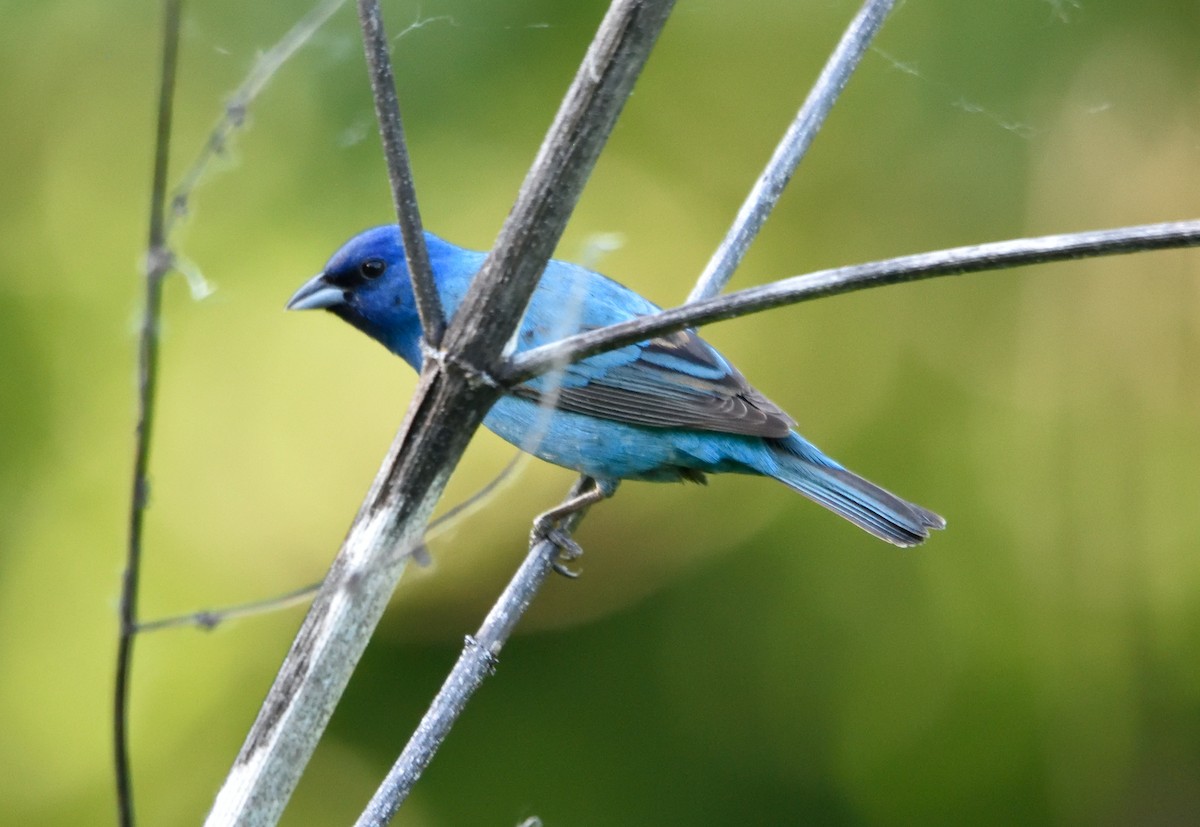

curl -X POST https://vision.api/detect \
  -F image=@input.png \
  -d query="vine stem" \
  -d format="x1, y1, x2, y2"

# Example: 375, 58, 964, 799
115, 2, 183, 825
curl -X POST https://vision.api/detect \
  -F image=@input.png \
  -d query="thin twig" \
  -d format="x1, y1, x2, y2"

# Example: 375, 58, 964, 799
165, 0, 346, 235
135, 582, 320, 633
356, 479, 598, 827
505, 219, 1200, 384
688, 0, 895, 302
205, 3, 674, 824
357, 0, 444, 344
115, 3, 183, 825
135, 452, 523, 633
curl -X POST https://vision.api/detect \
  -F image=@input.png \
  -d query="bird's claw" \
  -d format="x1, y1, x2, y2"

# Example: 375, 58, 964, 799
532, 517, 584, 578
549, 529, 584, 578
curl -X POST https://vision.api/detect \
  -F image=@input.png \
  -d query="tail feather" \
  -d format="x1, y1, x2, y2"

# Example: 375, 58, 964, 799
769, 439, 945, 547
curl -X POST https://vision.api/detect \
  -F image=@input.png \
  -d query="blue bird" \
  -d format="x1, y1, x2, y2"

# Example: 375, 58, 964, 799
287, 227, 944, 546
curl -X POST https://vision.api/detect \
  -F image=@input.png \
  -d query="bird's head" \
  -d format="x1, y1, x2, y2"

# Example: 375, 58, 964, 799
287, 225, 424, 367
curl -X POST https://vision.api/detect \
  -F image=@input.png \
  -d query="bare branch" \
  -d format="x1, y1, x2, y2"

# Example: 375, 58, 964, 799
115, 3, 183, 825
205, 2, 674, 824
505, 220, 1200, 384
688, 0, 896, 302
355, 479, 598, 827
357, 0, 444, 344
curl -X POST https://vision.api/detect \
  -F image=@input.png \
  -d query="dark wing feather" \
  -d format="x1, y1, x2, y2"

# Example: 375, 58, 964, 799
513, 328, 795, 438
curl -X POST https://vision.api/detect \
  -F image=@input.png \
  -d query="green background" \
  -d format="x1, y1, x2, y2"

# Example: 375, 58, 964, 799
4, 1, 1200, 824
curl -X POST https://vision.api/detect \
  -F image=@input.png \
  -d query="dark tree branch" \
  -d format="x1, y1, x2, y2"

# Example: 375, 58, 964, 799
205, 2, 675, 824
688, 0, 895, 302
115, 3, 183, 825
442, 0, 676, 375
505, 220, 1200, 384
357, 0, 444, 344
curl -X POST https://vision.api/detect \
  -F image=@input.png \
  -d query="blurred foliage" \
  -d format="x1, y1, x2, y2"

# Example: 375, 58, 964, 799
2, 0, 1199, 824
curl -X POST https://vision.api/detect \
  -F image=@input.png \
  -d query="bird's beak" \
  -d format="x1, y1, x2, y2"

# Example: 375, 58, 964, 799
286, 272, 345, 311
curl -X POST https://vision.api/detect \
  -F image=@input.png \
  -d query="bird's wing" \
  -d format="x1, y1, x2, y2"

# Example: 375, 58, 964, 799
513, 326, 796, 438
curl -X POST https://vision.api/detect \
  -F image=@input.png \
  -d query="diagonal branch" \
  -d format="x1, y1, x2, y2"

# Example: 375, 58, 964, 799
442, 0, 675, 374
504, 220, 1200, 384
357, 0, 444, 344
355, 478, 599, 826
688, 0, 895, 302
205, 2, 675, 824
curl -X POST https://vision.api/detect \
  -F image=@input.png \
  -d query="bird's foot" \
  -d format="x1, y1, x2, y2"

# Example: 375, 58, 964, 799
534, 521, 585, 579
530, 478, 617, 579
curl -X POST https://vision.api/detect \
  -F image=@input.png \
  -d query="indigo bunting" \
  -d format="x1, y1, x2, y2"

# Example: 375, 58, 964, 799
288, 227, 944, 546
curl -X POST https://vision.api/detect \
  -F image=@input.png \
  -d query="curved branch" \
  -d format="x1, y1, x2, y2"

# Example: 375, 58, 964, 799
115, 3, 183, 825
504, 220, 1200, 384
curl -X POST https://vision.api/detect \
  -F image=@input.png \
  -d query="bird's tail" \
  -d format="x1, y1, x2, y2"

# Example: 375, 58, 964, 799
767, 434, 945, 547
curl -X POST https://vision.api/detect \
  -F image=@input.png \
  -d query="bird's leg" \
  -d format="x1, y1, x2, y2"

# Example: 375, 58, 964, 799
531, 477, 617, 578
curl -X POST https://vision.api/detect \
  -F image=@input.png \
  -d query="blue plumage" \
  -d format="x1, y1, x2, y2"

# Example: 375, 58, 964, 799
288, 226, 944, 546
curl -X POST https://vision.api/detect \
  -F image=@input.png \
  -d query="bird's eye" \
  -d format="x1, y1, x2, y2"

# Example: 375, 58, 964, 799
360, 258, 386, 279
